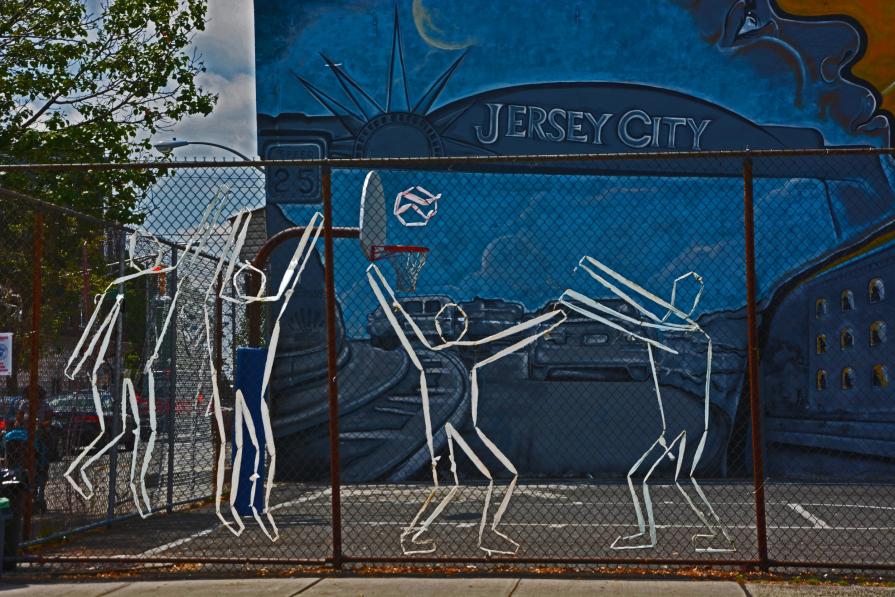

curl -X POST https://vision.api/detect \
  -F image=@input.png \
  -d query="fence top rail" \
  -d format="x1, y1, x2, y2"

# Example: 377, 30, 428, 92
0, 146, 892, 172
0, 186, 125, 229
0, 186, 224, 262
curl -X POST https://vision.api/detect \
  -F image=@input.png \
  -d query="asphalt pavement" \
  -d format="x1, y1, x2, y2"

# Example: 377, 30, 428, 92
26, 481, 895, 567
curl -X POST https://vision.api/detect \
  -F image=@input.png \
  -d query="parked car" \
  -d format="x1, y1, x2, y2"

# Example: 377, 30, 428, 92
49, 390, 151, 455
529, 299, 657, 382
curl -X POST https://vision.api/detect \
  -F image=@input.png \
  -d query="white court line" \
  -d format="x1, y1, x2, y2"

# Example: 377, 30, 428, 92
785, 503, 832, 529
136, 489, 887, 557
523, 489, 570, 500
138, 488, 331, 558
799, 502, 895, 512
140, 526, 218, 557
268, 488, 332, 513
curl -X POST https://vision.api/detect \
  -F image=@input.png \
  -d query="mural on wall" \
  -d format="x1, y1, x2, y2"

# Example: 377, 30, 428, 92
253, 0, 895, 483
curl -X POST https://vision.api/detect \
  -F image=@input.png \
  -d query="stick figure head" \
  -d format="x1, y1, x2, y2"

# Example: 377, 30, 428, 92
127, 231, 163, 272
434, 302, 468, 345
670, 272, 705, 318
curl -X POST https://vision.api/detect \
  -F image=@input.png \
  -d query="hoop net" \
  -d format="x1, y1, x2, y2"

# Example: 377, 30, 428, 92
372, 245, 429, 292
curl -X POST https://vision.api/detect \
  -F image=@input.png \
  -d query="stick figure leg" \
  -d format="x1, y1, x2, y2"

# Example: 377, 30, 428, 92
225, 389, 253, 536
76, 378, 139, 508
674, 431, 735, 552
611, 437, 664, 549
410, 423, 468, 553
474, 425, 519, 556
401, 373, 440, 554
249, 391, 278, 541
613, 431, 686, 550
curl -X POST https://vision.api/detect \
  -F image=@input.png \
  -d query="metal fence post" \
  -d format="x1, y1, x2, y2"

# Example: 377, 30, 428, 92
81, 241, 90, 328
215, 273, 223, 378
322, 164, 343, 569
744, 156, 769, 570
22, 211, 44, 541
209, 273, 224, 495
166, 247, 178, 512
106, 228, 126, 524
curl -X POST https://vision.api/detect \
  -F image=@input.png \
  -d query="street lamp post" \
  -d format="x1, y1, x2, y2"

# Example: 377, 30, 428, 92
153, 139, 264, 173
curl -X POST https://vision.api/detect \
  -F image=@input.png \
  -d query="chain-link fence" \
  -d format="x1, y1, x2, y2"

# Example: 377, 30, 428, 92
0, 148, 893, 575
0, 171, 257, 563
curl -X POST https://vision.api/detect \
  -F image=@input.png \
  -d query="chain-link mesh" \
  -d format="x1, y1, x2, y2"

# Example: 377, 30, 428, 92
325, 161, 756, 562
754, 153, 895, 568
0, 149, 892, 575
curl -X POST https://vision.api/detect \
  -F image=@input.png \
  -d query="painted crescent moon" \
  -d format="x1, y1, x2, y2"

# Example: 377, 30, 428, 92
412, 0, 475, 50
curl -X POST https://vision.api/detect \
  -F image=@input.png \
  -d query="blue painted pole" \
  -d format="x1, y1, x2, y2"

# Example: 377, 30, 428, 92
232, 346, 267, 516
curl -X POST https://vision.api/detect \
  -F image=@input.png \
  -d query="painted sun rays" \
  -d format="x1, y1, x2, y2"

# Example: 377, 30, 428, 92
290, 5, 475, 157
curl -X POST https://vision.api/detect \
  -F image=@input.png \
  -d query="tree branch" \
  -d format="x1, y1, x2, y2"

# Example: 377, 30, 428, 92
18, 92, 63, 129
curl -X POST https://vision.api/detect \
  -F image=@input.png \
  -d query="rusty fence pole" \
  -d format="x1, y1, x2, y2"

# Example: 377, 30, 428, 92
744, 156, 769, 570
81, 241, 90, 328
210, 273, 224, 493
106, 229, 126, 525
22, 211, 44, 542
215, 272, 223, 376
322, 164, 343, 569
166, 247, 178, 513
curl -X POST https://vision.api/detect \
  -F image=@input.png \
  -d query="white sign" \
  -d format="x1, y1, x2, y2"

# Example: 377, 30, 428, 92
0, 333, 11, 377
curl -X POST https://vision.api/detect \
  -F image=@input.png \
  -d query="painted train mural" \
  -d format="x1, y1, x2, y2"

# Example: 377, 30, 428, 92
253, 0, 895, 482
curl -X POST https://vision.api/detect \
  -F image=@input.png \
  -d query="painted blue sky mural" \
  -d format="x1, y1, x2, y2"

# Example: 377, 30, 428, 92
255, 0, 891, 149
254, 0, 895, 331
254, 0, 895, 483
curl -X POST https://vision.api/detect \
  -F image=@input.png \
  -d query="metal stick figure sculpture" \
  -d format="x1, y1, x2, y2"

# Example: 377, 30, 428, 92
63, 193, 225, 516
393, 185, 441, 227
212, 211, 324, 540
560, 256, 734, 552
368, 264, 566, 556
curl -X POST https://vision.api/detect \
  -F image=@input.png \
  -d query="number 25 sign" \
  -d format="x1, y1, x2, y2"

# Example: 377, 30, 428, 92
265, 142, 324, 204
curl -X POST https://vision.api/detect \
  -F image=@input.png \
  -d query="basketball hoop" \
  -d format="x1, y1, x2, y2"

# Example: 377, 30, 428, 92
371, 245, 429, 292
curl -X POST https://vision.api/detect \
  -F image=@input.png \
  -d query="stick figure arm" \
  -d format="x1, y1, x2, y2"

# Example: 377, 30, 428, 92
259, 215, 325, 399
368, 273, 429, 370
64, 292, 127, 379
221, 211, 254, 293
453, 308, 564, 348
209, 209, 253, 303
64, 291, 112, 378
230, 212, 325, 305
177, 187, 231, 271
67, 240, 179, 379
558, 294, 678, 355
366, 263, 451, 351
577, 256, 696, 326
466, 310, 568, 369
560, 289, 694, 333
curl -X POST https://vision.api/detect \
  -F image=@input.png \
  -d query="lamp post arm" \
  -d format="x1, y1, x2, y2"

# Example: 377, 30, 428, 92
184, 142, 255, 163
153, 140, 264, 173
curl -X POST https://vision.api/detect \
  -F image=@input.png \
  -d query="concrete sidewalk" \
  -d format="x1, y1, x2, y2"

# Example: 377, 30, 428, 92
1, 578, 893, 596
